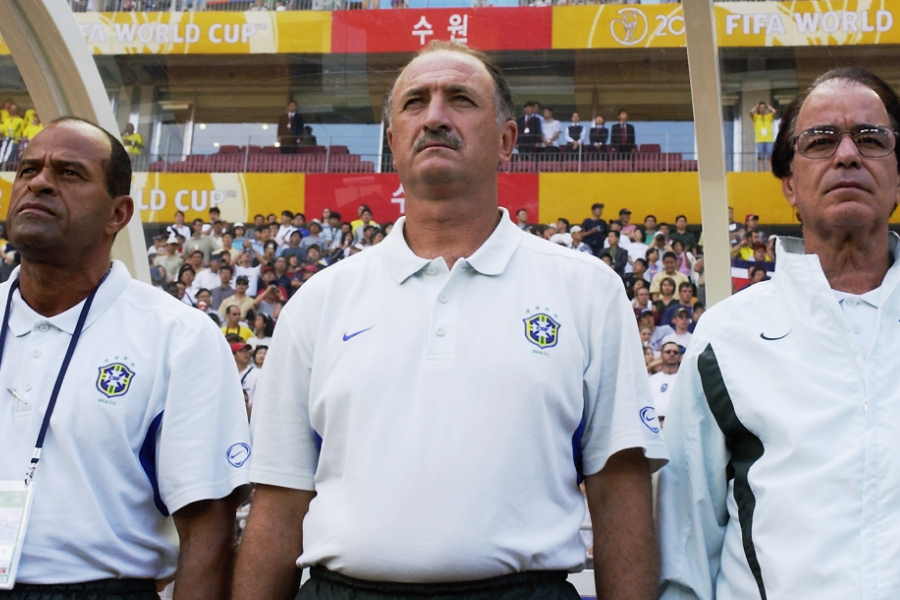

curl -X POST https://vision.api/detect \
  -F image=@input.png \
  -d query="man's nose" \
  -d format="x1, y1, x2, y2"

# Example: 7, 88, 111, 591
422, 96, 452, 132
833, 133, 862, 168
26, 166, 57, 195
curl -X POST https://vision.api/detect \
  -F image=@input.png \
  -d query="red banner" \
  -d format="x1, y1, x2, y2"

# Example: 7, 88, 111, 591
331, 7, 551, 53
304, 173, 539, 226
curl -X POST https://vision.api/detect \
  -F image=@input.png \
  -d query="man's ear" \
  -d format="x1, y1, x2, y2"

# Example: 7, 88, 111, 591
108, 195, 134, 236
498, 119, 517, 164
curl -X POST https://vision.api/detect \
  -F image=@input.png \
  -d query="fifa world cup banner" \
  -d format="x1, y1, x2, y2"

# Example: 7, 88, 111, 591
0, 11, 331, 55
553, 0, 900, 49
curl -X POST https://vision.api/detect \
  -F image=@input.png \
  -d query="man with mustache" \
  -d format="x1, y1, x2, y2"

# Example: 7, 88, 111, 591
0, 118, 250, 598
658, 67, 900, 599
235, 41, 667, 599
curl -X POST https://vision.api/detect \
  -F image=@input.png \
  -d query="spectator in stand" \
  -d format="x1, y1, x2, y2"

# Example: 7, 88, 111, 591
580, 202, 608, 257
601, 230, 628, 276
752, 241, 773, 263
218, 237, 236, 268
253, 345, 268, 369
748, 265, 770, 287
272, 256, 292, 289
353, 208, 378, 243
624, 257, 650, 293
669, 214, 696, 249
556, 217, 570, 234
618, 208, 636, 235
252, 281, 282, 318
643, 214, 659, 244
300, 220, 325, 255
195, 251, 224, 291
222, 305, 254, 340
219, 275, 255, 320
650, 231, 670, 257
349, 205, 369, 232
541, 107, 561, 147
177, 264, 198, 306
302, 245, 327, 273
569, 226, 592, 253
610, 109, 636, 153
650, 251, 689, 298
653, 277, 678, 320
321, 211, 341, 248
300, 126, 317, 147
21, 112, 43, 147
183, 249, 204, 278
211, 264, 235, 310
277, 100, 303, 154
260, 240, 278, 268
670, 239, 695, 278
184, 218, 215, 263
154, 234, 184, 282
745, 213, 766, 242
121, 122, 143, 156
648, 341, 682, 426
231, 223, 247, 249
632, 285, 654, 317
514, 208, 529, 230
627, 228, 649, 269
588, 115, 609, 151
661, 307, 692, 349
194, 288, 219, 325
275, 210, 296, 246
0, 103, 24, 165
645, 247, 661, 280
234, 252, 261, 296
731, 230, 754, 261
661, 281, 696, 326
564, 112, 587, 150
279, 229, 306, 262
515, 101, 542, 152
751, 99, 777, 170
231, 341, 259, 412
247, 313, 275, 348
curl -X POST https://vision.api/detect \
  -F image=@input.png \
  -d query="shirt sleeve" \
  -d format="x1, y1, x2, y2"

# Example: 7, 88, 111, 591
157, 311, 251, 514
247, 284, 320, 491
580, 270, 668, 476
657, 331, 730, 600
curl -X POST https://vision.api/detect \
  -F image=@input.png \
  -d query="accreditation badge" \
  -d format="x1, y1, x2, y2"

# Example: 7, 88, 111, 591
0, 480, 33, 589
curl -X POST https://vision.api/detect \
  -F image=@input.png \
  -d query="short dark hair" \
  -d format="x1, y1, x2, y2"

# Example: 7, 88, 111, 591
330, 211, 341, 220
675, 214, 687, 222
196, 287, 211, 296
282, 210, 294, 218
634, 258, 647, 268
678, 281, 693, 291
220, 265, 234, 274
663, 251, 677, 261
608, 230, 620, 239
772, 67, 900, 178
591, 202, 604, 211
48, 117, 131, 198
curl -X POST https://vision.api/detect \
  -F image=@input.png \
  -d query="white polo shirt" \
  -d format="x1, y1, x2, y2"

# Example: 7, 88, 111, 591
250, 208, 667, 583
0, 261, 251, 584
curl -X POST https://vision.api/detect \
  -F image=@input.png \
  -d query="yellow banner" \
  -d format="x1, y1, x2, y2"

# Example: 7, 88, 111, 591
553, 1, 900, 49
0, 11, 330, 56
132, 172, 303, 223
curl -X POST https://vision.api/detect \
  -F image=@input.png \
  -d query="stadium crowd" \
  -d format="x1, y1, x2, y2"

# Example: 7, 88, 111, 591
73, 200, 770, 417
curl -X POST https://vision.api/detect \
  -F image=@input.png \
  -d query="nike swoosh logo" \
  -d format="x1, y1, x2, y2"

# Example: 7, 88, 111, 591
342, 326, 374, 342
760, 331, 790, 341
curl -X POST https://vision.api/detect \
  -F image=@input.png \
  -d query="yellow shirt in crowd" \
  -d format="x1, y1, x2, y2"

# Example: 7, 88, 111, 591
123, 132, 144, 155
1, 115, 25, 140
752, 112, 775, 143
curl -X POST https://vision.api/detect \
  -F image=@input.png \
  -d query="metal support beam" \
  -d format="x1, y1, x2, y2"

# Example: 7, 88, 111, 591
683, 0, 731, 306
0, 2, 149, 283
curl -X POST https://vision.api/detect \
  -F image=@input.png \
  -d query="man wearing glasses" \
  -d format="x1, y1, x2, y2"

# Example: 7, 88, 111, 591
658, 67, 900, 599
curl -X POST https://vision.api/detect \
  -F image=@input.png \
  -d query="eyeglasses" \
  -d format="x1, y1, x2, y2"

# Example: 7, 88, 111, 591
793, 125, 897, 159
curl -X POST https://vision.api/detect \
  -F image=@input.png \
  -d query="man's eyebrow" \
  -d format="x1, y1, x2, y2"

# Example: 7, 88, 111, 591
50, 158, 90, 171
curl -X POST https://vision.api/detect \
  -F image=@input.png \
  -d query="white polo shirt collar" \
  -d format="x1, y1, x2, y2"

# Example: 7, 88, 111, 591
6, 261, 130, 337
381, 207, 522, 283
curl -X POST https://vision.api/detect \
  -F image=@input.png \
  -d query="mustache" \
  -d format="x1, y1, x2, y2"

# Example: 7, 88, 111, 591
413, 130, 461, 153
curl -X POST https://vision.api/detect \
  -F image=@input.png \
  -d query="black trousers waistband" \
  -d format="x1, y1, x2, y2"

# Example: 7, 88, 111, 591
1, 578, 156, 594
310, 567, 568, 595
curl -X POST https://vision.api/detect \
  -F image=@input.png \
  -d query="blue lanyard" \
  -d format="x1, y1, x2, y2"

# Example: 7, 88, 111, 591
0, 276, 103, 485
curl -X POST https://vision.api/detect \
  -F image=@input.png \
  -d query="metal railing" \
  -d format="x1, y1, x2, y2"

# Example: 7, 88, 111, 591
134, 146, 379, 173
67, 0, 685, 11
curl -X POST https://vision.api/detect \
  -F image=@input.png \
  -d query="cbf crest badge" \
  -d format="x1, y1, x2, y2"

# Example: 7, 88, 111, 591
523, 309, 561, 350
96, 362, 136, 399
